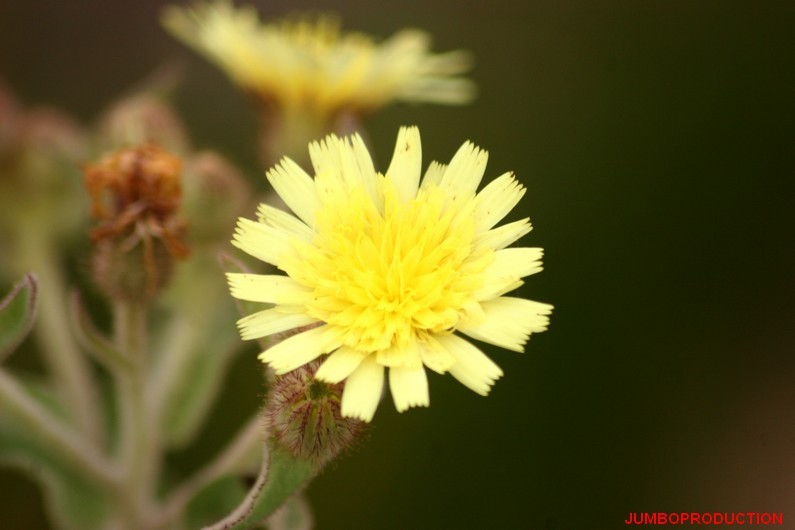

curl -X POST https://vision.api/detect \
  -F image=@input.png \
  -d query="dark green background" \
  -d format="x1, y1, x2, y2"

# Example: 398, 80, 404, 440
1, 1, 794, 528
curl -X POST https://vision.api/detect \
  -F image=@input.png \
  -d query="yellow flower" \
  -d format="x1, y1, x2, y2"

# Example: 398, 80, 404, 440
227, 127, 552, 421
161, 1, 475, 116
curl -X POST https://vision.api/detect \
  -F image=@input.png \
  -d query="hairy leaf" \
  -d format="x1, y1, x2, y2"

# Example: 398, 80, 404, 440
205, 446, 317, 530
0, 274, 39, 362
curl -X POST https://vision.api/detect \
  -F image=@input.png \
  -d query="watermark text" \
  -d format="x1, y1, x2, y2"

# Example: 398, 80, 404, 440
624, 512, 783, 525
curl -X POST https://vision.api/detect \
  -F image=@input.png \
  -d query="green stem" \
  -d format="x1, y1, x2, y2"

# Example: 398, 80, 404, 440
259, 105, 332, 169
19, 236, 104, 445
148, 266, 217, 444
69, 291, 133, 374
150, 316, 197, 423
114, 300, 159, 529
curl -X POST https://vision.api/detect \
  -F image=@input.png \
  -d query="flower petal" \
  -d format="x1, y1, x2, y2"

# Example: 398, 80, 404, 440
341, 355, 385, 422
237, 307, 319, 340
381, 31, 476, 105
161, 2, 267, 88
310, 133, 378, 202
315, 346, 367, 384
389, 365, 429, 412
472, 247, 544, 301
266, 157, 321, 227
400, 77, 477, 105
419, 49, 473, 75
349, 133, 379, 202
226, 273, 312, 305
435, 334, 503, 396
458, 297, 553, 352
163, 5, 476, 112
231, 217, 293, 267
257, 203, 315, 242
420, 161, 447, 190
259, 325, 343, 374
473, 218, 532, 251
309, 134, 341, 179
376, 343, 422, 369
419, 336, 457, 374
386, 126, 422, 203
473, 171, 526, 233
438, 141, 488, 200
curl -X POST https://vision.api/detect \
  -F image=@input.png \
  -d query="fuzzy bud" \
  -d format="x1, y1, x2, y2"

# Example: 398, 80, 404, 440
0, 88, 87, 239
266, 359, 365, 467
182, 151, 251, 248
97, 93, 189, 154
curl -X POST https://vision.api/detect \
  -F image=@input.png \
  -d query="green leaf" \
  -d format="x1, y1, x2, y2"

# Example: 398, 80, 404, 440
41, 466, 110, 530
155, 251, 247, 448
161, 314, 241, 448
267, 494, 314, 530
205, 446, 317, 530
247, 448, 315, 526
0, 274, 39, 362
0, 396, 111, 530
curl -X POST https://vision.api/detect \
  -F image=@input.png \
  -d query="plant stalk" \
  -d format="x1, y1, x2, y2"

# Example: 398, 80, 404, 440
19, 235, 104, 445
114, 300, 159, 529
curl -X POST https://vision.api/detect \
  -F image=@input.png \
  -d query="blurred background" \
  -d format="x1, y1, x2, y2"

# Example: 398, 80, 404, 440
1, 0, 794, 528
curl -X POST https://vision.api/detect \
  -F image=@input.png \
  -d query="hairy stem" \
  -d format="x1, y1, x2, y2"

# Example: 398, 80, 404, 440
20, 236, 103, 445
114, 300, 159, 529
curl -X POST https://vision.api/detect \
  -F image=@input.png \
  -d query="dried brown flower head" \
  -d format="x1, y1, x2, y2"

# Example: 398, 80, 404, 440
84, 143, 189, 301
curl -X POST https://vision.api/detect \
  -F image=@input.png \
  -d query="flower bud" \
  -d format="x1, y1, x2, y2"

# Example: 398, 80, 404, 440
84, 143, 188, 303
182, 151, 251, 249
266, 358, 365, 466
97, 93, 189, 154
0, 88, 88, 271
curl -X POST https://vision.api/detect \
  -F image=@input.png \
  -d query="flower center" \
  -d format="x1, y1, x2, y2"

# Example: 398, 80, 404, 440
285, 180, 493, 353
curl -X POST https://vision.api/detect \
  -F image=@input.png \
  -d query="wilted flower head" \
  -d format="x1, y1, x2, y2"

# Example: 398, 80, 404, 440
84, 143, 188, 301
162, 1, 475, 117
227, 127, 552, 421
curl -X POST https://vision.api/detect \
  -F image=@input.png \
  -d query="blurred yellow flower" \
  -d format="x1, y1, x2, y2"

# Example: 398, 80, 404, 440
227, 127, 552, 421
162, 1, 475, 116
